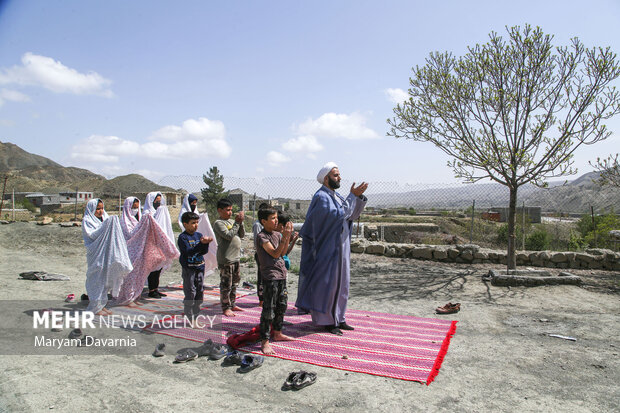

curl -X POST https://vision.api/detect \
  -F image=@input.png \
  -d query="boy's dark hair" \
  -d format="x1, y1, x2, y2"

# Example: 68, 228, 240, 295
277, 210, 290, 226
258, 202, 269, 210
258, 207, 278, 223
217, 198, 233, 209
181, 211, 200, 224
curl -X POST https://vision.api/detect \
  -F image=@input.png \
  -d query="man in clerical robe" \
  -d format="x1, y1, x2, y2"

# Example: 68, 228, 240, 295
295, 162, 368, 335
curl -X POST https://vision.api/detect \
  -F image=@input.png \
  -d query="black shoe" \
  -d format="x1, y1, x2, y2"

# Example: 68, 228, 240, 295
324, 325, 343, 336
148, 291, 162, 299
156, 290, 167, 297
338, 322, 354, 331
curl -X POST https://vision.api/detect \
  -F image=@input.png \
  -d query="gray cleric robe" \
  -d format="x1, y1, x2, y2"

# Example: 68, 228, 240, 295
296, 185, 367, 326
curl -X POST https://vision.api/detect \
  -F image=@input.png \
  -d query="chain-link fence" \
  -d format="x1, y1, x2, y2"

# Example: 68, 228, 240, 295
158, 175, 620, 252
2, 173, 618, 252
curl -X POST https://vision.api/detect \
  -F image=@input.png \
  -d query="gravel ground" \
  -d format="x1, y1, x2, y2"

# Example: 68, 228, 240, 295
0, 222, 618, 413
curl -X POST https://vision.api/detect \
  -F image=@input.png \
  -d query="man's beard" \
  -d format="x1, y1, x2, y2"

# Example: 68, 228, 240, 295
327, 176, 340, 189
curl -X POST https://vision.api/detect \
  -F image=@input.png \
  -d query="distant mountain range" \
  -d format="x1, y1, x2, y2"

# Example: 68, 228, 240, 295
0, 141, 173, 195
160, 172, 620, 214
2, 140, 617, 213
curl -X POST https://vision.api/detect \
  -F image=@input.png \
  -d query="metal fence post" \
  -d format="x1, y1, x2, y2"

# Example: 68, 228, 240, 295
522, 201, 525, 250
470, 200, 475, 244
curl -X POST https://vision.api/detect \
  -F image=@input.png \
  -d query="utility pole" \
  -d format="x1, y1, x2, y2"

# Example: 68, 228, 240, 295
0, 175, 8, 219
74, 187, 79, 221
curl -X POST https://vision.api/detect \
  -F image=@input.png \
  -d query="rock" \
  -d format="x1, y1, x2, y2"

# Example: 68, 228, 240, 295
457, 244, 480, 253
37, 217, 53, 225
460, 250, 474, 261
0, 220, 9, 224
411, 247, 433, 260
433, 248, 448, 260
550, 252, 568, 263
366, 243, 386, 255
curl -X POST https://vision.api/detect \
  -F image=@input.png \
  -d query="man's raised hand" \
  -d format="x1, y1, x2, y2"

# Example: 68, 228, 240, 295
350, 182, 368, 197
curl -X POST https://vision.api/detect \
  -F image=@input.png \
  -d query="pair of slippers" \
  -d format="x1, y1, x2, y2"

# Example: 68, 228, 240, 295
436, 302, 461, 314
282, 370, 317, 391
172, 339, 229, 363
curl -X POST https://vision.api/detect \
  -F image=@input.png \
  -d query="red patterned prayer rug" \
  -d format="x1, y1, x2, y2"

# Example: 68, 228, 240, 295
146, 294, 457, 384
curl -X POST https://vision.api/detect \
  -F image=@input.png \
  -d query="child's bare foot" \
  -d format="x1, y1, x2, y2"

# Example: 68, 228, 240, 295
95, 310, 107, 316
223, 309, 236, 317
272, 331, 295, 341
258, 301, 263, 308
261, 340, 275, 355
127, 302, 139, 308
232, 306, 244, 312
103, 308, 113, 315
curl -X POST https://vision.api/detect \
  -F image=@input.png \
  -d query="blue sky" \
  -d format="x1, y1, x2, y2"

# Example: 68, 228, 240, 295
0, 0, 619, 185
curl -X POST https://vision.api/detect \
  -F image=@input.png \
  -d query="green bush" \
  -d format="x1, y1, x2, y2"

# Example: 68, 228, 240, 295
568, 230, 588, 251
525, 229, 551, 251
576, 211, 620, 248
21, 198, 37, 212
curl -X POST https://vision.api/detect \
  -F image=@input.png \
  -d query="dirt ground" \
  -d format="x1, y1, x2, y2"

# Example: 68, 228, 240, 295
0, 222, 618, 413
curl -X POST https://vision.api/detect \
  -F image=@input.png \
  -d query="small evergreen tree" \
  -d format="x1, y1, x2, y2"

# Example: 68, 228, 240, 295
201, 166, 227, 219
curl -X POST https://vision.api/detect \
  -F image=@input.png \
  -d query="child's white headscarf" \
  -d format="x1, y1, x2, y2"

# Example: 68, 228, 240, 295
120, 197, 141, 240
143, 191, 175, 244
81, 198, 133, 313
82, 198, 110, 247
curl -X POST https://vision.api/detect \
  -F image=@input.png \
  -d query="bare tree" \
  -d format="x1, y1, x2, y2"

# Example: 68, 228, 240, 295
590, 154, 620, 188
388, 24, 620, 269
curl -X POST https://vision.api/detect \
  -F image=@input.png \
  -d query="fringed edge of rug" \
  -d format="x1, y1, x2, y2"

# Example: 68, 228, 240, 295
426, 320, 458, 385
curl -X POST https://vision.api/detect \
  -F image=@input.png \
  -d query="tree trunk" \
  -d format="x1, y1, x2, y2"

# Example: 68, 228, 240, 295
506, 186, 518, 270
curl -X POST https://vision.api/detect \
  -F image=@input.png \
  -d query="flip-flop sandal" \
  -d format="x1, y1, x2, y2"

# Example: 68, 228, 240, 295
293, 371, 317, 390
65, 294, 75, 303
281, 371, 302, 391
174, 349, 199, 363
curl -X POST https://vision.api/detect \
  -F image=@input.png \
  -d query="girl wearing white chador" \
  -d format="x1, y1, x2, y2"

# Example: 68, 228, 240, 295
143, 192, 178, 298
116, 197, 179, 306
82, 198, 133, 315
178, 193, 218, 275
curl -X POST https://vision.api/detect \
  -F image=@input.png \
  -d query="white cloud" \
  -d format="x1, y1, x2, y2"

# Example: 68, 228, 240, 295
70, 135, 141, 163
70, 117, 232, 163
282, 135, 324, 153
148, 117, 226, 142
0, 119, 15, 127
142, 117, 231, 159
385, 88, 409, 104
0, 53, 113, 97
296, 112, 379, 140
266, 151, 291, 166
0, 88, 30, 106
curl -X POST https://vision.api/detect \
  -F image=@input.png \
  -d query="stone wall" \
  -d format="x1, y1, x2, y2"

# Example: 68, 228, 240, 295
350, 239, 620, 271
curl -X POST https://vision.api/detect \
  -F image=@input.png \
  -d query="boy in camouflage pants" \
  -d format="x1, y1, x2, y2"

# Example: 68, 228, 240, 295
213, 198, 246, 317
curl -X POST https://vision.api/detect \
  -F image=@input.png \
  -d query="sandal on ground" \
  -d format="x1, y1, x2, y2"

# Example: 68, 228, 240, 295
174, 349, 199, 363
293, 371, 317, 390
223, 350, 243, 366
238, 354, 264, 373
152, 343, 166, 357
68, 328, 83, 340
435, 302, 461, 314
282, 371, 302, 391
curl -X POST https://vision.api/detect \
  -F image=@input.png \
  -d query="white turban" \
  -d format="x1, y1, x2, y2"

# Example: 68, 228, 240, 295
317, 162, 338, 184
